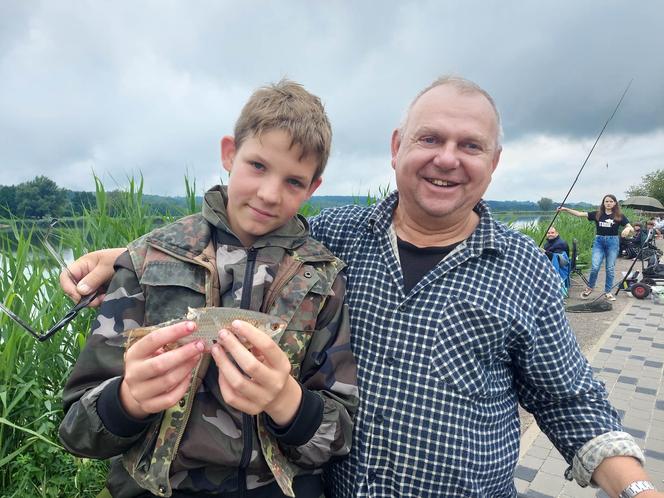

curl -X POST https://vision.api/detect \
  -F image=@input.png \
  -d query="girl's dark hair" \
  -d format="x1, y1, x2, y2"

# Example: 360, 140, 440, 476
596, 194, 623, 221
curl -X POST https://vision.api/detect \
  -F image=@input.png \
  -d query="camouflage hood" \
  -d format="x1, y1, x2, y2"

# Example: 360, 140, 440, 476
203, 185, 309, 251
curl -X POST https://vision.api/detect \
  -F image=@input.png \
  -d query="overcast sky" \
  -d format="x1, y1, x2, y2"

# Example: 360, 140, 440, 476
1, 1, 663, 204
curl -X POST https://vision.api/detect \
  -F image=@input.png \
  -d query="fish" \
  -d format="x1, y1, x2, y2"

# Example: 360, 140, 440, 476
114, 307, 287, 352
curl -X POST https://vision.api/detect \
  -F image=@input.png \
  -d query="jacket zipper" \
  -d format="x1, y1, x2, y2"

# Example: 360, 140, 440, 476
238, 247, 257, 496
145, 242, 218, 495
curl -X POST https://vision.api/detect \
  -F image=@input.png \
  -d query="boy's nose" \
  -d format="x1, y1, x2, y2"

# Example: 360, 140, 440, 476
257, 181, 281, 204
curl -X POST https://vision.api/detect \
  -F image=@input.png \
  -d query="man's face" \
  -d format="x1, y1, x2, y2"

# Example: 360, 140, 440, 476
221, 129, 321, 247
391, 85, 501, 228
546, 228, 558, 240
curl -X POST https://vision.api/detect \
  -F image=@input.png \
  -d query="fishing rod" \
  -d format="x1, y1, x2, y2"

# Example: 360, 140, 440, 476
538, 79, 633, 247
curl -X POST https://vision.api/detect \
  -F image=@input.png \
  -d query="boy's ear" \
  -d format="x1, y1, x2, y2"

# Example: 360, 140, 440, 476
220, 136, 236, 173
306, 177, 322, 199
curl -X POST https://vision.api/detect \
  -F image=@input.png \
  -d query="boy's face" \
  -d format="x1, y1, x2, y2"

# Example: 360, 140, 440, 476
221, 129, 321, 247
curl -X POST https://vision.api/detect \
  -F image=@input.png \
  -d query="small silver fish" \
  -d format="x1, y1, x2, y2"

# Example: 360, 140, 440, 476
117, 307, 287, 352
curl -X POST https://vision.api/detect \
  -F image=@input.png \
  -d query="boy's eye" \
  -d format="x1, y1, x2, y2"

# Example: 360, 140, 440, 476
252, 162, 265, 170
287, 178, 304, 188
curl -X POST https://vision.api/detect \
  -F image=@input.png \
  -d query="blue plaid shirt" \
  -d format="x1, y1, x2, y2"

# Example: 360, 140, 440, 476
310, 192, 624, 497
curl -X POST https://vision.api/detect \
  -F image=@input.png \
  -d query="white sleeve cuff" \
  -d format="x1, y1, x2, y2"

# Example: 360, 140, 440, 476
568, 431, 645, 487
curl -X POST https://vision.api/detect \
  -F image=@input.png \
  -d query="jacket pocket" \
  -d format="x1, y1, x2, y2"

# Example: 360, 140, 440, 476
140, 261, 206, 324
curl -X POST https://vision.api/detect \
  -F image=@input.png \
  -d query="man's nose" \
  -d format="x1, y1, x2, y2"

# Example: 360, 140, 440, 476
432, 142, 460, 168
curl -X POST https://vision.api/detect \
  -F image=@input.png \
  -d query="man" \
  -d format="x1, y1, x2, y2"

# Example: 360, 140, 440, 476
542, 226, 571, 295
62, 77, 662, 497
543, 226, 570, 260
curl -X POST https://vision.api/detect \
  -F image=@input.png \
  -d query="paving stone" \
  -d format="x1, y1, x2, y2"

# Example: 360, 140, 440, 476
649, 424, 664, 440
561, 482, 598, 497
520, 454, 545, 470
528, 471, 565, 497
645, 448, 664, 462
526, 445, 550, 460
524, 490, 555, 498
618, 375, 639, 384
514, 465, 538, 482
636, 386, 658, 396
645, 437, 664, 452
645, 360, 664, 368
514, 477, 529, 494
623, 426, 647, 439
533, 433, 554, 449
539, 457, 568, 476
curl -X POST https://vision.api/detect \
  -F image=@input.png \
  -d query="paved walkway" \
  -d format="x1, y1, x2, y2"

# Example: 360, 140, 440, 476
516, 294, 664, 497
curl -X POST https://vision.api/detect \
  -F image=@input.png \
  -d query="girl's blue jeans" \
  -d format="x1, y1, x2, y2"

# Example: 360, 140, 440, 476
587, 235, 620, 293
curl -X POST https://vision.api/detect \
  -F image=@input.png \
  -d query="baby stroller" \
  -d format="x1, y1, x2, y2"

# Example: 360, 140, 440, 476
618, 231, 664, 299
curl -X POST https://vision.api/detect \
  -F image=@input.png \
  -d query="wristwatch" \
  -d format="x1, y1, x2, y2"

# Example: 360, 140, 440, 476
619, 480, 656, 498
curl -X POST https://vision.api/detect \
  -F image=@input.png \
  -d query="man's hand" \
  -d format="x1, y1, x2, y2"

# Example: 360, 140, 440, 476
211, 320, 301, 426
60, 248, 125, 306
120, 321, 204, 419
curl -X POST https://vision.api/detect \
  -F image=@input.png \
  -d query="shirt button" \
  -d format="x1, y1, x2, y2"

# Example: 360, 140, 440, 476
374, 412, 384, 424
367, 470, 377, 482
398, 304, 406, 311
386, 356, 396, 366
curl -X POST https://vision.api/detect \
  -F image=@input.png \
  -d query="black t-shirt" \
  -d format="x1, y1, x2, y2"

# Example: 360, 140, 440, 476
587, 211, 629, 236
397, 237, 460, 292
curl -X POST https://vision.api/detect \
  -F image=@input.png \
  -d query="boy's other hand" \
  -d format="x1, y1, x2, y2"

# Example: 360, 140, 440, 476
211, 320, 302, 426
120, 321, 204, 419
60, 248, 124, 306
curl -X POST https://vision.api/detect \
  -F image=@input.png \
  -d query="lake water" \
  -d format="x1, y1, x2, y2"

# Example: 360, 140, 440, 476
498, 215, 547, 229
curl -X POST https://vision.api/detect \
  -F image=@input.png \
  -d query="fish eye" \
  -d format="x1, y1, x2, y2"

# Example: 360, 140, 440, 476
271, 323, 281, 331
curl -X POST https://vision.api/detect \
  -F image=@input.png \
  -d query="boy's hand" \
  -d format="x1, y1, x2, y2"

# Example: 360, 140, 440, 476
60, 248, 124, 306
120, 321, 204, 419
211, 320, 301, 426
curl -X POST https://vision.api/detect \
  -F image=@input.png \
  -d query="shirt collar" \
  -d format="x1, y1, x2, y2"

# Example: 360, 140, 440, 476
368, 190, 506, 256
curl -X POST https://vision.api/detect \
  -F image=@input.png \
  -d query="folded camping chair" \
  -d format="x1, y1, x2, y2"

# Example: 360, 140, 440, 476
570, 239, 590, 287
550, 251, 571, 296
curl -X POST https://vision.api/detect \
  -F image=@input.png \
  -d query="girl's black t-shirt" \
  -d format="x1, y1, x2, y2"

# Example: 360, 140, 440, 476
587, 211, 629, 236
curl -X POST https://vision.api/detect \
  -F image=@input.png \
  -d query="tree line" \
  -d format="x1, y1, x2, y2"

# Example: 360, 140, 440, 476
0, 176, 193, 220
6, 170, 658, 221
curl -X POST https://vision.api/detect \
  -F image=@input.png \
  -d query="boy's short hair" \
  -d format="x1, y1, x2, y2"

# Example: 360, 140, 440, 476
234, 79, 332, 182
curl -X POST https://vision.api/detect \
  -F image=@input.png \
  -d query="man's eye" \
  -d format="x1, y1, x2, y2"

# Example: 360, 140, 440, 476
419, 136, 438, 145
462, 142, 482, 152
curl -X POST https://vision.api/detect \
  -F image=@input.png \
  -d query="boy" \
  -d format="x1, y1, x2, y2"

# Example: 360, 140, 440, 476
59, 80, 358, 498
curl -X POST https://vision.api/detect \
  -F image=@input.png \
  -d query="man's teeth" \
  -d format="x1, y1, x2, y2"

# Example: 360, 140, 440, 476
428, 179, 454, 186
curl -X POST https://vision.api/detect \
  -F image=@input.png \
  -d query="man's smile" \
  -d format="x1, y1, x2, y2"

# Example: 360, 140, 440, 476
425, 178, 458, 187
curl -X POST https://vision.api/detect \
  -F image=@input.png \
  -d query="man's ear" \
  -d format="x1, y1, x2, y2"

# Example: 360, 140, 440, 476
491, 145, 502, 173
390, 129, 401, 171
306, 177, 323, 199
221, 136, 236, 174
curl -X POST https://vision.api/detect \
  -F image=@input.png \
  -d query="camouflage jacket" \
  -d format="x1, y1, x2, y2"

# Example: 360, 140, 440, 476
59, 187, 358, 497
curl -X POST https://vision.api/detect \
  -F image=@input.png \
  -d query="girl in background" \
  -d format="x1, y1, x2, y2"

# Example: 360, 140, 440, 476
558, 194, 633, 301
